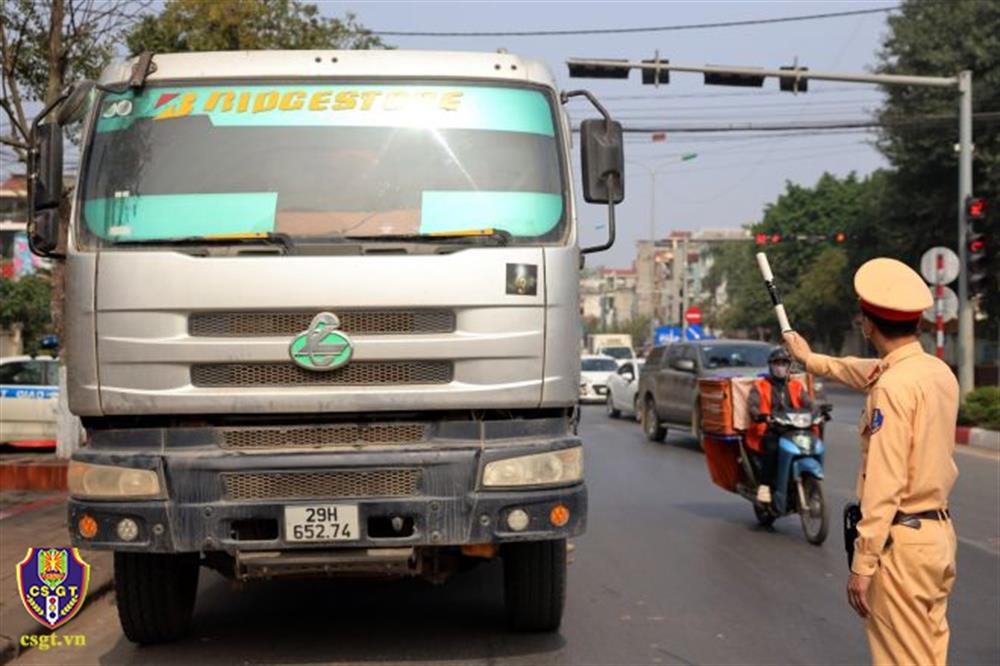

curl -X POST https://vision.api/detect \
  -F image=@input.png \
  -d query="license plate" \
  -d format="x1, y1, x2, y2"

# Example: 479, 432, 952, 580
284, 504, 359, 543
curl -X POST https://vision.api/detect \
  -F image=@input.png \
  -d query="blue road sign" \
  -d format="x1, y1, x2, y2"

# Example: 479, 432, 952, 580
685, 324, 705, 341
654, 326, 681, 345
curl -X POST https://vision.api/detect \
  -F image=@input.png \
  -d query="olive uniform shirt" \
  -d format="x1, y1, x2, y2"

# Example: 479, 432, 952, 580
805, 341, 959, 576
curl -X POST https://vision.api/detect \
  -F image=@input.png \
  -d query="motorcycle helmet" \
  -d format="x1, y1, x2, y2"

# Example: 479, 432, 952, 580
768, 346, 791, 379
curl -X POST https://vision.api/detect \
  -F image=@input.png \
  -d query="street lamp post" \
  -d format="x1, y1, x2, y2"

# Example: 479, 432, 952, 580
627, 155, 698, 340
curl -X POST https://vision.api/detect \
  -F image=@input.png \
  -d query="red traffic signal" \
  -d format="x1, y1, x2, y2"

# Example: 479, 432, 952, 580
833, 231, 847, 243
966, 196, 987, 220
755, 233, 767, 246
770, 233, 782, 244
969, 236, 986, 254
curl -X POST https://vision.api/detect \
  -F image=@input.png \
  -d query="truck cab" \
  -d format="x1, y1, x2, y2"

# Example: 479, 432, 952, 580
27, 50, 624, 642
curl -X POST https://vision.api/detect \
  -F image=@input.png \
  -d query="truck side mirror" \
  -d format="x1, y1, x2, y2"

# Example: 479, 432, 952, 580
27, 122, 64, 257
580, 118, 625, 205
30, 123, 63, 211
562, 90, 625, 257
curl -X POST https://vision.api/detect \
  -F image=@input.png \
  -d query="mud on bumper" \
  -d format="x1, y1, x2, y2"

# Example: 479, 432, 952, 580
67, 439, 586, 554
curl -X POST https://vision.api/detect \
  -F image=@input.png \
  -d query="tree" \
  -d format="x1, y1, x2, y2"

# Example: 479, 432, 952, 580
877, 0, 1000, 333
1, 0, 148, 163
785, 247, 854, 352
126, 0, 384, 54
704, 172, 887, 350
0, 274, 54, 356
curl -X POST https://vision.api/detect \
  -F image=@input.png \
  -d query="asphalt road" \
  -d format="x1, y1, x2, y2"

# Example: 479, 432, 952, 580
15, 396, 1000, 666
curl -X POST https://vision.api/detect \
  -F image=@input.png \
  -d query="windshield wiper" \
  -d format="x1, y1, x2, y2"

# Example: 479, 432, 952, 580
113, 232, 295, 253
343, 228, 512, 247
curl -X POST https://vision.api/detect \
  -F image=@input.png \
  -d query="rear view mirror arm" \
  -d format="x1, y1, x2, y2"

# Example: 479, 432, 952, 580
562, 90, 623, 256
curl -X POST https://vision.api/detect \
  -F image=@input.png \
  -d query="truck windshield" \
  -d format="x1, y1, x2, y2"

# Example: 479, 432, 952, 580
78, 82, 565, 248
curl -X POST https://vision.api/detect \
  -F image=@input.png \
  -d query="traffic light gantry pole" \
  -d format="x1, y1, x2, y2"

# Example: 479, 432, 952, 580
566, 57, 976, 395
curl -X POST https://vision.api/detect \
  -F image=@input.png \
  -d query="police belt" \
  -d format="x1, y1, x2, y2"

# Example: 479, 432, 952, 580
892, 509, 950, 527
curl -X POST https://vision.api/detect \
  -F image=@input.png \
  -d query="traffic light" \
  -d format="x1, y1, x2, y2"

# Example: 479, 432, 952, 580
753, 232, 784, 245
704, 68, 765, 88
966, 196, 987, 221
642, 58, 670, 85
833, 231, 847, 243
568, 59, 631, 79
779, 66, 809, 93
965, 196, 990, 298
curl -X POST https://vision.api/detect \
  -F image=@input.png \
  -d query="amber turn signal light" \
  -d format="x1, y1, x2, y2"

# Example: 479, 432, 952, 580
550, 504, 570, 527
78, 514, 98, 539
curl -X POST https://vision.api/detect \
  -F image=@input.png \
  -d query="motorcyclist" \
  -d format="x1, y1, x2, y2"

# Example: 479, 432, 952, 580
747, 347, 812, 504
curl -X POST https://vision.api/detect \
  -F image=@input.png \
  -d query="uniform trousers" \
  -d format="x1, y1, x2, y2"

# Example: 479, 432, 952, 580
865, 519, 957, 666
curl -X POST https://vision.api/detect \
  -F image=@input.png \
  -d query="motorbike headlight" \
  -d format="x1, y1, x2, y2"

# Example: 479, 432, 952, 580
482, 447, 584, 488
68, 461, 164, 500
793, 434, 813, 452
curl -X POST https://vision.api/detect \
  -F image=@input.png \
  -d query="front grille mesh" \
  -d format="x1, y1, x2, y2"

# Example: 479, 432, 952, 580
191, 362, 453, 387
221, 470, 421, 500
220, 423, 428, 450
190, 310, 455, 337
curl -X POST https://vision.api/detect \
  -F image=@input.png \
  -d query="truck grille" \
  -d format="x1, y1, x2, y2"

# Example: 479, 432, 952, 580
191, 361, 453, 387
220, 423, 428, 450
189, 310, 455, 337
221, 470, 421, 500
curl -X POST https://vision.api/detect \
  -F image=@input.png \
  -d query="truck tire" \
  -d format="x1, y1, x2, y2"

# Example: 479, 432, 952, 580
114, 551, 200, 644
643, 396, 667, 442
503, 539, 566, 632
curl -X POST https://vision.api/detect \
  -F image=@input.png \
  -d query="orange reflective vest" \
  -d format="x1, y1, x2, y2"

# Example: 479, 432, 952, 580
746, 377, 806, 453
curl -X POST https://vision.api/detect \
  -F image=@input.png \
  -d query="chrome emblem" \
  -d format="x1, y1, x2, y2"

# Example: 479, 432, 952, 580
289, 313, 353, 371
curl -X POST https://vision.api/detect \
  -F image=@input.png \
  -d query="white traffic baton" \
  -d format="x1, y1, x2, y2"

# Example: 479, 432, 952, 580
755, 252, 793, 333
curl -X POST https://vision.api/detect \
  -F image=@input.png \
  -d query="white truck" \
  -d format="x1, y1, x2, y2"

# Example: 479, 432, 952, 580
587, 333, 635, 361
26, 49, 624, 642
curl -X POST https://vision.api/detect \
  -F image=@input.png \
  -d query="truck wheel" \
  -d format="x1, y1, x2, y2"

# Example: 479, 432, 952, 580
606, 394, 621, 418
114, 552, 200, 644
643, 397, 667, 442
503, 539, 566, 632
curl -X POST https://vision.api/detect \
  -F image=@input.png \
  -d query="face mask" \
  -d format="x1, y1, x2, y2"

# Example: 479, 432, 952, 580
770, 363, 790, 379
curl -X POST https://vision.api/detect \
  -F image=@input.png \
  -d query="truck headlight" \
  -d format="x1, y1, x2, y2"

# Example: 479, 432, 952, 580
482, 447, 583, 488
68, 461, 164, 500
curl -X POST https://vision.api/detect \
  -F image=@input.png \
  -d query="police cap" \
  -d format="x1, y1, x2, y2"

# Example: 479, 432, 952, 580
854, 257, 933, 322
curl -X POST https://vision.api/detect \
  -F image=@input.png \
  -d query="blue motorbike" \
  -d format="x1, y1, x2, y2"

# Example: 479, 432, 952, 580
737, 406, 831, 545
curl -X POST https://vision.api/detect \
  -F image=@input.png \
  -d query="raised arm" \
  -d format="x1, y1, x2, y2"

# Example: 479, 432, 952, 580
784, 332, 878, 392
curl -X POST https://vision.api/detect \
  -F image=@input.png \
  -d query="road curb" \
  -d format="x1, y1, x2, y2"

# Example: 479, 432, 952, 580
0, 461, 68, 492
955, 426, 1000, 452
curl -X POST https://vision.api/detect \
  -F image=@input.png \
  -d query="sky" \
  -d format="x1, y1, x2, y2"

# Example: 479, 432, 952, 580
2, 0, 897, 270
334, 0, 895, 268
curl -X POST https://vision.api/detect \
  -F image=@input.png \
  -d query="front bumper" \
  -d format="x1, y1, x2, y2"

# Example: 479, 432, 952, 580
68, 427, 586, 554
579, 384, 608, 403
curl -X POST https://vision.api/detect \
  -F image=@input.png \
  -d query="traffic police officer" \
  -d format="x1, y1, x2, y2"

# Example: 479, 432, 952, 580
784, 258, 959, 666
